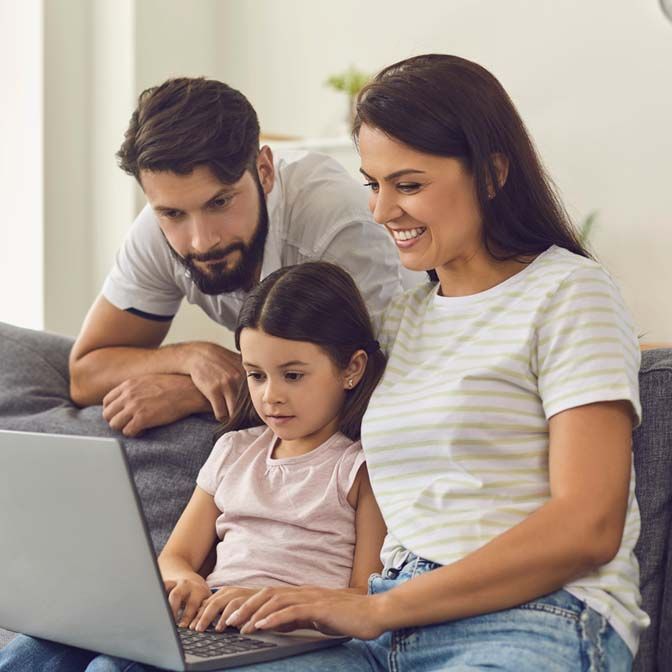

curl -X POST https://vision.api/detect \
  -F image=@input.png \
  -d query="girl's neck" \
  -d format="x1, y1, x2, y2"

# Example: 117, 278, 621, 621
271, 419, 341, 459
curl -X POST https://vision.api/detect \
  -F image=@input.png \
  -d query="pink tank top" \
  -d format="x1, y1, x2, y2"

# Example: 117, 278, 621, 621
197, 426, 366, 589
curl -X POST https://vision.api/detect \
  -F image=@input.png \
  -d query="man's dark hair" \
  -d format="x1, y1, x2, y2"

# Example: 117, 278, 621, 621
117, 77, 260, 184
353, 54, 590, 281
216, 262, 387, 442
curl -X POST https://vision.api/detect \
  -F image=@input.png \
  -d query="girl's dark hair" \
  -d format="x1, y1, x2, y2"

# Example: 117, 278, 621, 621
217, 262, 386, 442
117, 77, 260, 185
353, 54, 590, 280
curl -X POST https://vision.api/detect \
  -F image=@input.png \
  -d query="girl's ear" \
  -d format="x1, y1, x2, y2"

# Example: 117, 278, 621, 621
343, 350, 368, 390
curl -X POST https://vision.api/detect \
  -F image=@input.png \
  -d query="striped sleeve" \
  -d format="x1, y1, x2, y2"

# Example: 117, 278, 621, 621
535, 265, 641, 424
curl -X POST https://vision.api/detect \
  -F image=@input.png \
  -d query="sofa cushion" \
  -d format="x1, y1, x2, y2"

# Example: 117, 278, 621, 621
633, 348, 672, 672
0, 321, 220, 553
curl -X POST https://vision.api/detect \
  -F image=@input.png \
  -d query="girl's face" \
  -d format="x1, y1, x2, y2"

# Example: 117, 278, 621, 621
239, 328, 353, 454
357, 123, 485, 276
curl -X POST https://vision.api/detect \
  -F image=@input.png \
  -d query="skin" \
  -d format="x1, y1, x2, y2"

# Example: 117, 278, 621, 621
221, 125, 636, 639
69, 148, 275, 436
157, 331, 386, 632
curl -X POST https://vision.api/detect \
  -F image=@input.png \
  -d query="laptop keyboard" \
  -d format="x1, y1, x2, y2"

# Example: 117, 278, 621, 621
179, 626, 278, 658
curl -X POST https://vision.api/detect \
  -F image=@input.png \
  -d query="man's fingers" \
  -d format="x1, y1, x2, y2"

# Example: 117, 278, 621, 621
102, 385, 123, 408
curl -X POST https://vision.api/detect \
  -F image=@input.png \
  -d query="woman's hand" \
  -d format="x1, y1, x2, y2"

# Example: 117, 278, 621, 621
163, 577, 212, 628
227, 586, 388, 640
190, 586, 263, 632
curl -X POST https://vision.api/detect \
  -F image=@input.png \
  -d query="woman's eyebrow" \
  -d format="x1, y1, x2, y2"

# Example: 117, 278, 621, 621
359, 168, 426, 181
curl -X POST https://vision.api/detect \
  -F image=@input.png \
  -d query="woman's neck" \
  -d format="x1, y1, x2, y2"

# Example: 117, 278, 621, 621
435, 249, 536, 297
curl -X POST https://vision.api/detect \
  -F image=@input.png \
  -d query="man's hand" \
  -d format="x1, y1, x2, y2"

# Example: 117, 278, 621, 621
103, 373, 210, 437
164, 577, 213, 628
182, 342, 244, 421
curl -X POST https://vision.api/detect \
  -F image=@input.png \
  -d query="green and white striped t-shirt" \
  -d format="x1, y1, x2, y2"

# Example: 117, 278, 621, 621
362, 245, 648, 654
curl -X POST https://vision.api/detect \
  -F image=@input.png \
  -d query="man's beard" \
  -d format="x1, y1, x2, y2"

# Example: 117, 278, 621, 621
165, 176, 269, 295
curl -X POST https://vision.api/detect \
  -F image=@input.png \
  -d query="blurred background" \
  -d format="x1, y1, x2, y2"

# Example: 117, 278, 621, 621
1, 0, 671, 347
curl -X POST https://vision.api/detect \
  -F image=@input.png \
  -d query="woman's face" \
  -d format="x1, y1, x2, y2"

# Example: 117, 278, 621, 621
358, 123, 484, 275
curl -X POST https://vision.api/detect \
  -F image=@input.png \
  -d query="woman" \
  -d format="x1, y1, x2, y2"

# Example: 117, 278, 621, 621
83, 54, 647, 671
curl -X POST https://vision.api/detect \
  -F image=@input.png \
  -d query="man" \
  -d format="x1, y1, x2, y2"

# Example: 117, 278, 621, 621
69, 77, 414, 437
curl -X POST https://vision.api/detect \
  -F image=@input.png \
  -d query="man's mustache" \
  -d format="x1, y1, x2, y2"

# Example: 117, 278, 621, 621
184, 243, 245, 264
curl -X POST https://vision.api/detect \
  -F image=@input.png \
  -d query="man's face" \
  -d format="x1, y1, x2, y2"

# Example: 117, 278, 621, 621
140, 157, 273, 294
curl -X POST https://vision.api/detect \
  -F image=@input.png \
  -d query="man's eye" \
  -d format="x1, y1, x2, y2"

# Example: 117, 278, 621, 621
163, 210, 184, 220
210, 197, 231, 209
363, 181, 379, 193
285, 372, 304, 382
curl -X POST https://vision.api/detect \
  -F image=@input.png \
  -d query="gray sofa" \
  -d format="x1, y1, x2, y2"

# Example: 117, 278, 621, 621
0, 321, 670, 671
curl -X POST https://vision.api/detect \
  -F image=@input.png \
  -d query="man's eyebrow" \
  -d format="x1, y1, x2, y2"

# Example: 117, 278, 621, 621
359, 168, 426, 181
154, 187, 236, 213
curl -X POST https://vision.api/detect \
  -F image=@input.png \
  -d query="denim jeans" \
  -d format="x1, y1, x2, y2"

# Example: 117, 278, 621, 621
0, 554, 633, 672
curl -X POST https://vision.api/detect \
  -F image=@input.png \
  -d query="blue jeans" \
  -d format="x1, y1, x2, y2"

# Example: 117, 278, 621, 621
0, 554, 633, 671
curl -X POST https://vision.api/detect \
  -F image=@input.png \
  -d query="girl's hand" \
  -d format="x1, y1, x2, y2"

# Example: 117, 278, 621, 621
229, 586, 388, 640
190, 586, 262, 632
163, 578, 212, 628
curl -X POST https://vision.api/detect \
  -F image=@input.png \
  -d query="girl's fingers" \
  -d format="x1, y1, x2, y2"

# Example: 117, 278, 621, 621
180, 591, 207, 628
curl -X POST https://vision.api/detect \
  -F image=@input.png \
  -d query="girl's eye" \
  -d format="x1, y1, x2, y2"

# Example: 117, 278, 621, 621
246, 372, 265, 382
285, 372, 304, 382
363, 181, 379, 193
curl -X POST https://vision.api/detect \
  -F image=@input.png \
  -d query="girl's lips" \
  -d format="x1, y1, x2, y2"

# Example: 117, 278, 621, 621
266, 415, 295, 425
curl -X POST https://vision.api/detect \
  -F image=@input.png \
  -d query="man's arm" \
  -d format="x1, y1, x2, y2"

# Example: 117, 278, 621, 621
69, 296, 243, 434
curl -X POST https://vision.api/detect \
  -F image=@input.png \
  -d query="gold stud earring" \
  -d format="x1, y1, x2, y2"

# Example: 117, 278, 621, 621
347, 379, 354, 388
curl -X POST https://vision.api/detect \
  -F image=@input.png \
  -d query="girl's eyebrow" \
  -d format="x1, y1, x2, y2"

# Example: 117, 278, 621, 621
359, 168, 426, 181
242, 360, 309, 368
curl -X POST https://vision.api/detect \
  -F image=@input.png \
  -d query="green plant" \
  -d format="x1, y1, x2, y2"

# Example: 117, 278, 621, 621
325, 66, 370, 98
579, 210, 598, 244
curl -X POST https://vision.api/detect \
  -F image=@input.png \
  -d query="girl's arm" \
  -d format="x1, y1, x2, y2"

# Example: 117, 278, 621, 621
348, 464, 387, 591
158, 485, 220, 626
248, 400, 634, 638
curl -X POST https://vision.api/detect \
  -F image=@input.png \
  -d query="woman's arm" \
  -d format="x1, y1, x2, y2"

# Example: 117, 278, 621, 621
247, 400, 634, 638
348, 465, 387, 591
158, 485, 220, 626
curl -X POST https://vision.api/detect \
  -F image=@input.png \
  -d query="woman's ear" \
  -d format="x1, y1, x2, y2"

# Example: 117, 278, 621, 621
343, 350, 368, 390
487, 153, 509, 198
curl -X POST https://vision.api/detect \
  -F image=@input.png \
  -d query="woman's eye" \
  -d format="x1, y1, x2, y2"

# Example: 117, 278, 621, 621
363, 181, 379, 193
397, 182, 421, 193
285, 372, 304, 382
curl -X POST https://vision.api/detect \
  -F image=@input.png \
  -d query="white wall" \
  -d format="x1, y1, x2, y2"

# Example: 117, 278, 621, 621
0, 0, 43, 329
217, 0, 672, 341
3, 0, 671, 342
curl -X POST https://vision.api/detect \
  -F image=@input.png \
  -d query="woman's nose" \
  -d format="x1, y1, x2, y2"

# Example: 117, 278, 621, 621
371, 189, 402, 225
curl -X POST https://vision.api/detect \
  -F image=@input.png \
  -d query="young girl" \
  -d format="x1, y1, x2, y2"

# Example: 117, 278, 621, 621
0, 261, 388, 671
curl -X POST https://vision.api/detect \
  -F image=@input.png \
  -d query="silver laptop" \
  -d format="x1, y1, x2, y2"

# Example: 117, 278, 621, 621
0, 430, 348, 671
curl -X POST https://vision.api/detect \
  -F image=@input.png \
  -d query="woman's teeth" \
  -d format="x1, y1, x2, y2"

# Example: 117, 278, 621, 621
392, 227, 426, 241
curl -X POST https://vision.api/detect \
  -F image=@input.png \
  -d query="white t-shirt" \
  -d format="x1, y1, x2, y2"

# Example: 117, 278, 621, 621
102, 150, 420, 328
362, 245, 648, 655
